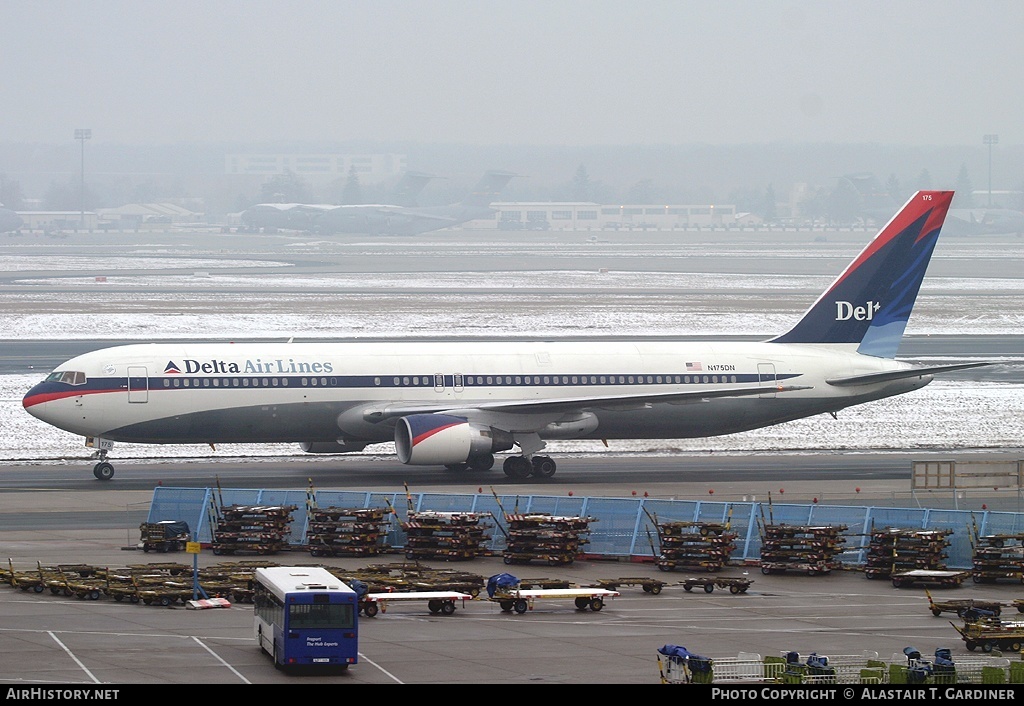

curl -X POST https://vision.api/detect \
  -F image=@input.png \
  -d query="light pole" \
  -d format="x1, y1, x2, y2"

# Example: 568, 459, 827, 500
983, 134, 998, 207
75, 128, 91, 228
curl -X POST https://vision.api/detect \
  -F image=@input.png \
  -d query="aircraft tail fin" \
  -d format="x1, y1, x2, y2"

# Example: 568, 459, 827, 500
459, 170, 518, 208
769, 190, 954, 358
390, 171, 438, 207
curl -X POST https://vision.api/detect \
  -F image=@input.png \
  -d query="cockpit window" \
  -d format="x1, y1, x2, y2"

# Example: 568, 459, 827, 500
45, 371, 87, 385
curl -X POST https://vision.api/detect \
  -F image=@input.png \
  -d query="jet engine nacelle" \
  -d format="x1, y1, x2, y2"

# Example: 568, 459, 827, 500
395, 414, 514, 465
300, 440, 369, 454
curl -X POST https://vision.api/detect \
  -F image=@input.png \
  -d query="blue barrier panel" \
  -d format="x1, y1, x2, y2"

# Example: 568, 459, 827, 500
146, 487, 1023, 568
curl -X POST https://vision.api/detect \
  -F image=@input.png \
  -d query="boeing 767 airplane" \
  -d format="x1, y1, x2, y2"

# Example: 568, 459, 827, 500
23, 190, 989, 481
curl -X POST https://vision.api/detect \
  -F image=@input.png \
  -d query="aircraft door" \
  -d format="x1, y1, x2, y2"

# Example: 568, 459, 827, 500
127, 366, 149, 403
757, 363, 777, 399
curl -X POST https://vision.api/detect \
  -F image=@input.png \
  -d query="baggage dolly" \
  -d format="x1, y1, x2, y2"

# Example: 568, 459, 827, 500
360, 590, 473, 617
592, 577, 667, 594
890, 569, 971, 589
489, 586, 620, 614
682, 576, 753, 594
925, 589, 1002, 619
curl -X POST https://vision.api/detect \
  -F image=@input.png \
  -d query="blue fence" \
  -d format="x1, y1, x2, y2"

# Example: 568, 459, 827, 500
149, 487, 1024, 569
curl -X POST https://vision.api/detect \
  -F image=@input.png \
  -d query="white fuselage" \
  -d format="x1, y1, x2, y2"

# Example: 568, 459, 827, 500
23, 339, 930, 447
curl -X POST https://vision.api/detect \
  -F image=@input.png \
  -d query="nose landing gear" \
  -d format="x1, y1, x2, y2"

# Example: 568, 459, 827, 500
91, 449, 115, 480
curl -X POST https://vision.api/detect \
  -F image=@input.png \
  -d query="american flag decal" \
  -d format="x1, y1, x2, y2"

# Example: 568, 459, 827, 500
686, 362, 702, 371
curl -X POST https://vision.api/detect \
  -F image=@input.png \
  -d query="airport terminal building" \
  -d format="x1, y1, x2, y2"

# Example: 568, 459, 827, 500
475, 201, 745, 231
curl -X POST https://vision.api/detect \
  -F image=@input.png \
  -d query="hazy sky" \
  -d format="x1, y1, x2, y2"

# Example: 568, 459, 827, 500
3, 0, 1021, 147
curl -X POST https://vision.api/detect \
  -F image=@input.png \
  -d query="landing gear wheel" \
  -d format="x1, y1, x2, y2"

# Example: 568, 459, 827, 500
93, 462, 114, 480
503, 456, 532, 479
468, 453, 495, 472
531, 456, 557, 478
444, 463, 469, 472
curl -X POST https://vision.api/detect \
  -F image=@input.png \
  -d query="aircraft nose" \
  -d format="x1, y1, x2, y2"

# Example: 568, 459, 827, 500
23, 382, 53, 420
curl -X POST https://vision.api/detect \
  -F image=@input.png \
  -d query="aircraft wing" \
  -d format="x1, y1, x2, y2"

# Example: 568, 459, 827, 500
365, 383, 813, 422
825, 361, 993, 387
384, 207, 461, 223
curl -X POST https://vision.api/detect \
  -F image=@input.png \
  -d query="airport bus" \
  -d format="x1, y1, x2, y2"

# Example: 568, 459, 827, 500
253, 566, 359, 672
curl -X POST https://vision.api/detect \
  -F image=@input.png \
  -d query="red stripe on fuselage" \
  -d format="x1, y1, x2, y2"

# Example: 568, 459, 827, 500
22, 387, 115, 409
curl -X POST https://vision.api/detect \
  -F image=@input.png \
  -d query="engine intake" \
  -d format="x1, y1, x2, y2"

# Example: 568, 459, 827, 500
395, 414, 514, 465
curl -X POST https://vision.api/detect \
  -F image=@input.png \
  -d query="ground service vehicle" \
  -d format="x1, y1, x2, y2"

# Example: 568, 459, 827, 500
253, 566, 358, 672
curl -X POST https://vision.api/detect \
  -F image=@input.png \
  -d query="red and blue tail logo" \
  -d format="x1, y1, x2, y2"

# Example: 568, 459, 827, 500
164, 361, 182, 374
770, 191, 953, 358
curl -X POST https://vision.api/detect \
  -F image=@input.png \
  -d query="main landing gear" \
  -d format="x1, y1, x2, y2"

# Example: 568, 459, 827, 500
444, 453, 496, 473
502, 455, 557, 480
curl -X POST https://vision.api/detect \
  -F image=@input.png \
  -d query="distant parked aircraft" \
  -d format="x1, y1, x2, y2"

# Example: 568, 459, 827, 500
944, 208, 1024, 236
313, 170, 517, 236
237, 170, 446, 233
0, 205, 23, 233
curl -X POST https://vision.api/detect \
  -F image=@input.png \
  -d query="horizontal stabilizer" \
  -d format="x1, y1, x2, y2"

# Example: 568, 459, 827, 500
825, 361, 993, 387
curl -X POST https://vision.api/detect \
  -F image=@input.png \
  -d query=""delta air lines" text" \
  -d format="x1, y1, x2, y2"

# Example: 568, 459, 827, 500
174, 358, 334, 374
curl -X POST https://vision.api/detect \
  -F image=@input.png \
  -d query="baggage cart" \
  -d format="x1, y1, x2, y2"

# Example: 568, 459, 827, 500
681, 576, 753, 594
360, 590, 473, 617
925, 589, 1002, 619
592, 577, 667, 594
953, 618, 1024, 653
139, 520, 190, 553
489, 586, 619, 614
890, 569, 970, 588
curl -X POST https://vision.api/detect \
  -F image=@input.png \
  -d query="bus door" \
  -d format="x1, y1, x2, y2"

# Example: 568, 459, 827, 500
127, 366, 149, 403
757, 363, 777, 399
